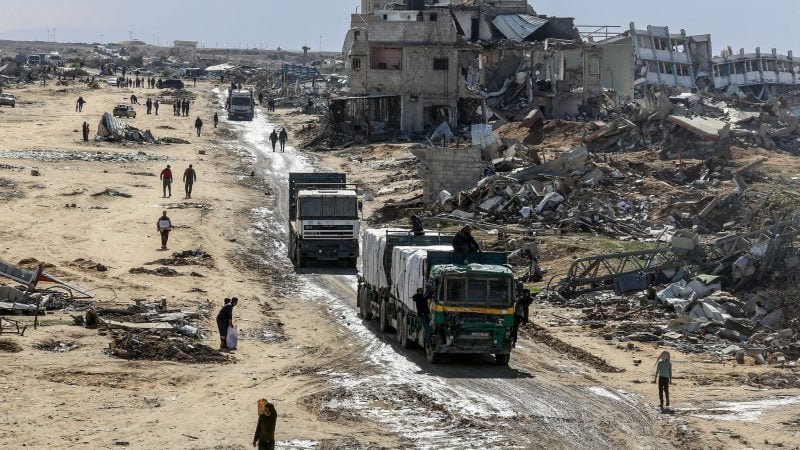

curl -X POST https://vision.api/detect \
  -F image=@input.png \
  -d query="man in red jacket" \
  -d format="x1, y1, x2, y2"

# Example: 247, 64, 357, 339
160, 165, 173, 198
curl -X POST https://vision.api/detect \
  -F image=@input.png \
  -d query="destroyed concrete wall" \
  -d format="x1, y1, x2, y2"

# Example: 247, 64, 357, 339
627, 22, 712, 91
599, 37, 635, 99
411, 147, 484, 204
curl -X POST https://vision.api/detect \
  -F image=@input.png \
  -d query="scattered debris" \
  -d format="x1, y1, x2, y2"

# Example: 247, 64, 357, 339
0, 338, 22, 353
106, 330, 230, 363
128, 267, 181, 277
91, 188, 132, 198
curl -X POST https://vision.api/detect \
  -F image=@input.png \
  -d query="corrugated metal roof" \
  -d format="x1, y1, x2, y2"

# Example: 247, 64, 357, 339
492, 14, 548, 41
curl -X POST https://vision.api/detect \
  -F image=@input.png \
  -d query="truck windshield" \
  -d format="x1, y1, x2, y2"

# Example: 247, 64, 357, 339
444, 277, 511, 307
231, 97, 251, 106
299, 196, 358, 219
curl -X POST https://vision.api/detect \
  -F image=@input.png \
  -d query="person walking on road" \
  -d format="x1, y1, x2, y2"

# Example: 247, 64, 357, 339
156, 211, 172, 250
194, 117, 203, 137
278, 128, 288, 152
213, 112, 219, 128
160, 164, 173, 198
183, 98, 190, 117
76, 96, 86, 112
511, 289, 533, 347
654, 351, 673, 411
216, 297, 238, 349
412, 287, 433, 347
145, 97, 153, 114
253, 399, 278, 450
269, 129, 278, 152
81, 121, 90, 142
173, 100, 179, 116
183, 164, 197, 198
153, 99, 159, 115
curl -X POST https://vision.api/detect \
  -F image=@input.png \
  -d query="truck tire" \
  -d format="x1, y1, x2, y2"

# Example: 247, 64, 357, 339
426, 345, 441, 364
398, 315, 411, 349
379, 298, 390, 333
495, 353, 510, 366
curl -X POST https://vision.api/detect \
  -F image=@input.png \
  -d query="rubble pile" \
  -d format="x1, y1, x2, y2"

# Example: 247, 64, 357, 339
96, 112, 156, 144
106, 330, 229, 363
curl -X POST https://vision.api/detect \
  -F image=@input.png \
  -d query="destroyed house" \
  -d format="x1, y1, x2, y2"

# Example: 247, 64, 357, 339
340, 0, 580, 134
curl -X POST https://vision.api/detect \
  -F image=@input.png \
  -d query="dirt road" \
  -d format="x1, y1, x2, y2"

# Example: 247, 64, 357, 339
228, 96, 671, 449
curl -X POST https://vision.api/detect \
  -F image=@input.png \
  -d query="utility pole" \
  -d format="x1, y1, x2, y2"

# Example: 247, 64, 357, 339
100, 33, 104, 44
129, 30, 133, 42
53, 28, 56, 43
319, 35, 323, 55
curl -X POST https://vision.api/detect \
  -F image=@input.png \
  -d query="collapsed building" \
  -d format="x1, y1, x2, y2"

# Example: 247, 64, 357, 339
337, 0, 583, 135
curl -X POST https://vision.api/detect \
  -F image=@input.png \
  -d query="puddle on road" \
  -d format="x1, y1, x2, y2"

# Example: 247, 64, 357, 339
693, 396, 800, 422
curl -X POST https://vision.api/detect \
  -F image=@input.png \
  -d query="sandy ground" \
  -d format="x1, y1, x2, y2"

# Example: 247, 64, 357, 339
0, 80, 398, 449
1, 79, 798, 450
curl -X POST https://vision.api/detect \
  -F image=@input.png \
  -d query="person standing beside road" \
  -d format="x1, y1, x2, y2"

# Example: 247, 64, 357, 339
183, 164, 197, 199
511, 289, 533, 347
278, 128, 288, 152
253, 399, 278, 450
213, 112, 219, 128
153, 99, 159, 115
452, 225, 480, 254
184, 98, 190, 117
216, 297, 238, 349
269, 129, 278, 152
81, 121, 90, 142
194, 117, 203, 137
160, 164, 173, 198
412, 287, 433, 347
156, 211, 172, 250
654, 351, 673, 411
173, 99, 179, 116
76, 96, 86, 112
145, 97, 153, 114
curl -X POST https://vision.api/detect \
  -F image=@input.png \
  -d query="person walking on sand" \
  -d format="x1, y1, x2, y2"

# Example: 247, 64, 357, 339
153, 99, 159, 115
269, 129, 278, 152
653, 351, 673, 411
213, 112, 219, 128
216, 297, 238, 349
76, 96, 86, 112
156, 211, 172, 250
194, 117, 203, 137
183, 164, 197, 198
160, 164, 173, 198
253, 399, 278, 450
81, 121, 90, 142
278, 128, 288, 152
146, 97, 153, 114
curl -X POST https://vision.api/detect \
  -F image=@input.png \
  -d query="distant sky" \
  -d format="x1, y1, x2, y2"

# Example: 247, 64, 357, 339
1, 0, 798, 55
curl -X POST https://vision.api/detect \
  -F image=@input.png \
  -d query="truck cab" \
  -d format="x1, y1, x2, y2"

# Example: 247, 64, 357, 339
424, 253, 517, 364
228, 89, 254, 121
288, 173, 360, 267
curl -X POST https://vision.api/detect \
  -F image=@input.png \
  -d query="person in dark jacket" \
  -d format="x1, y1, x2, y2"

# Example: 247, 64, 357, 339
213, 112, 219, 128
153, 99, 159, 115
216, 297, 238, 349
278, 128, 288, 152
253, 399, 278, 450
183, 164, 197, 198
511, 289, 533, 347
269, 129, 278, 152
412, 287, 433, 347
194, 117, 203, 136
81, 121, 90, 142
156, 211, 172, 250
76, 96, 86, 112
410, 215, 424, 235
452, 225, 480, 253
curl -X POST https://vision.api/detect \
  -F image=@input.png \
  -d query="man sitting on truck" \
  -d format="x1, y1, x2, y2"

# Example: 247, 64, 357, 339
452, 225, 480, 254
412, 287, 433, 347
410, 215, 424, 236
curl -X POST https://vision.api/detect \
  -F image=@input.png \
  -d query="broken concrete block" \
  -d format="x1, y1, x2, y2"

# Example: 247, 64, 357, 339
450, 210, 475, 220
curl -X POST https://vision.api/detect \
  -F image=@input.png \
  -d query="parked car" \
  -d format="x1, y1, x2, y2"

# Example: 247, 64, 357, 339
157, 79, 184, 89
107, 77, 119, 87
113, 104, 136, 118
0, 93, 15, 108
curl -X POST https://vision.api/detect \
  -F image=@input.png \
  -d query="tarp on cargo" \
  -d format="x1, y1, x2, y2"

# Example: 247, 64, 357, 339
391, 245, 453, 313
361, 228, 404, 289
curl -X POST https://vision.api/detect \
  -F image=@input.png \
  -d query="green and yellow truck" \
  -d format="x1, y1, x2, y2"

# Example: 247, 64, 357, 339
358, 229, 519, 365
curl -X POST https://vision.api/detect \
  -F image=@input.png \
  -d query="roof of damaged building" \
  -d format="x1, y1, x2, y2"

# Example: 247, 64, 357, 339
492, 14, 549, 41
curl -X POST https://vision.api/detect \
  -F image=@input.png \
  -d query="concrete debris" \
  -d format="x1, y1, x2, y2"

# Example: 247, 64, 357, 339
97, 112, 156, 144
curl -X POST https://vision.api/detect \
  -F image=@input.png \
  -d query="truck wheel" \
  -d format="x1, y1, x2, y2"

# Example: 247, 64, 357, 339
399, 316, 411, 349
426, 345, 441, 364
379, 298, 390, 333
495, 353, 510, 366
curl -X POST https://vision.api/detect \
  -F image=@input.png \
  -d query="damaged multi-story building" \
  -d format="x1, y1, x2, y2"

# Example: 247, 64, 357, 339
598, 22, 800, 101
336, 0, 583, 136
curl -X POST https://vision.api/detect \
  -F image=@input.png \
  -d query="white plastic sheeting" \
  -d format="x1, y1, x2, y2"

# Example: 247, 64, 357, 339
361, 228, 403, 289
391, 245, 452, 313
